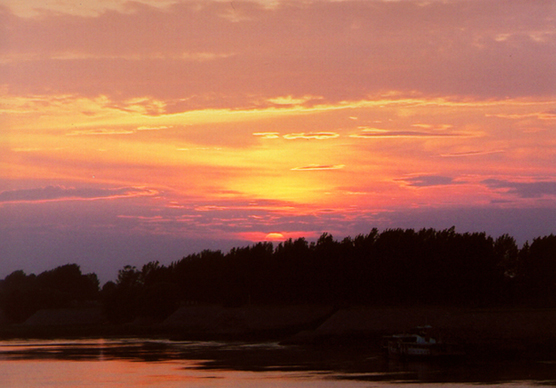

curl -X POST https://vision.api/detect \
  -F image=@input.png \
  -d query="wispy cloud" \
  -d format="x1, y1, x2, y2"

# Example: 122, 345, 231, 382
440, 150, 505, 157
253, 132, 281, 139
10, 147, 66, 153
0, 186, 157, 204
267, 95, 321, 106
412, 124, 453, 130
253, 132, 340, 140
176, 147, 223, 151
487, 111, 556, 120
396, 175, 459, 187
103, 97, 168, 116
66, 128, 135, 136
3, 0, 554, 106
482, 179, 556, 198
11, 147, 44, 152
283, 132, 340, 140
291, 164, 345, 171
137, 125, 171, 131
350, 128, 465, 139
4, 0, 178, 18
1, 52, 235, 65
0, 0, 554, 283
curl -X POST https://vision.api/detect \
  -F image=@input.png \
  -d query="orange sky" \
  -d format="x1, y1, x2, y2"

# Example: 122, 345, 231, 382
1, 0, 555, 280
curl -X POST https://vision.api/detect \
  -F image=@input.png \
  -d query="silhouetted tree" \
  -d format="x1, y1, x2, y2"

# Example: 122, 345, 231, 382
0, 264, 99, 323
0, 270, 39, 322
520, 235, 556, 305
36, 263, 99, 304
5, 228, 555, 326
494, 234, 520, 303
103, 265, 143, 323
139, 281, 180, 319
171, 250, 226, 303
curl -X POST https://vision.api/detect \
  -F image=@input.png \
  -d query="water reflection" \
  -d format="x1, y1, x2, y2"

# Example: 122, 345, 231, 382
0, 339, 555, 387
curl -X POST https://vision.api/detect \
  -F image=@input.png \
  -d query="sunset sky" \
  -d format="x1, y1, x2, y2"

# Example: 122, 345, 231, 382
1, 0, 555, 281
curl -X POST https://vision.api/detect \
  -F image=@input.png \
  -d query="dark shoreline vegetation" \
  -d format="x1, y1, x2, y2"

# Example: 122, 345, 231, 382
1, 227, 555, 360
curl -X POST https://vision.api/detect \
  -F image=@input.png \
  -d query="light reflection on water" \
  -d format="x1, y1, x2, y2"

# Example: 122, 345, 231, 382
0, 339, 554, 387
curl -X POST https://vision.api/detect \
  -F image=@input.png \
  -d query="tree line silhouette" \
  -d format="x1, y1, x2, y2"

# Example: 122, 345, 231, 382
1, 228, 555, 323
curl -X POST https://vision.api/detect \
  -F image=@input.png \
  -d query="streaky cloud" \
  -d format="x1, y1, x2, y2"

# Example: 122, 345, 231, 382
4, 0, 177, 18
487, 111, 556, 120
482, 179, 556, 198
291, 164, 345, 171
3, 0, 554, 103
253, 132, 280, 139
351, 128, 465, 138
0, 185, 157, 204
137, 125, 171, 131
11, 147, 44, 152
267, 95, 322, 106
1, 52, 235, 65
440, 150, 505, 157
396, 175, 459, 187
283, 132, 340, 140
66, 128, 135, 136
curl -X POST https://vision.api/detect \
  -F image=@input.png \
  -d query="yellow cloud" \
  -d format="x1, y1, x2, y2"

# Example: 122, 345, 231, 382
291, 164, 345, 171
136, 125, 171, 131
66, 129, 135, 136
283, 132, 340, 140
253, 132, 281, 139
267, 95, 321, 105
350, 128, 465, 138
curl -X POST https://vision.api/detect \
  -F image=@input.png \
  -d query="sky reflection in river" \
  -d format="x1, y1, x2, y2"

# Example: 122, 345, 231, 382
0, 339, 554, 387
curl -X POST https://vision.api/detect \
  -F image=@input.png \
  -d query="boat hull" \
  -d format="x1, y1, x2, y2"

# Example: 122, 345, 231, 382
387, 341, 464, 359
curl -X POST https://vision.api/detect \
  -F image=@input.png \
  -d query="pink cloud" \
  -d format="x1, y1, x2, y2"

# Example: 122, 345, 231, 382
440, 150, 505, 157
283, 132, 340, 140
291, 164, 345, 171
482, 179, 556, 199
253, 132, 280, 139
1, 0, 554, 110
0, 185, 157, 204
350, 129, 464, 139
1, 0, 554, 280
66, 128, 135, 136
395, 175, 461, 188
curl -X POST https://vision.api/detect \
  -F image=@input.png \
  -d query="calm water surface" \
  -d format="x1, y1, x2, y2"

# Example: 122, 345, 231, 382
0, 339, 554, 387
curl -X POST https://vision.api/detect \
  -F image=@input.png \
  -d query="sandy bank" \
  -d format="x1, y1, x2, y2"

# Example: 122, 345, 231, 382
23, 307, 107, 326
163, 304, 335, 335
283, 306, 556, 360
1, 305, 554, 361
310, 306, 556, 339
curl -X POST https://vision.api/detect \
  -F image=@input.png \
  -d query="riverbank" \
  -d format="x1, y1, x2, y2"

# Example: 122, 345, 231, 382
283, 306, 556, 361
1, 305, 554, 361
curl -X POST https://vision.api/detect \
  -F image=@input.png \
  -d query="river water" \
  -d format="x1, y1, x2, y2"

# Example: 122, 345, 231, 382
0, 339, 554, 387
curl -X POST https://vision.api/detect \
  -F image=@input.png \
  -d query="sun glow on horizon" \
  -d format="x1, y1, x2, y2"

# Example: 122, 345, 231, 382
265, 232, 285, 240
1, 0, 554, 279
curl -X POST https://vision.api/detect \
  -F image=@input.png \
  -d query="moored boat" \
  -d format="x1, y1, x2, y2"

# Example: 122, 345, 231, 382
384, 326, 463, 359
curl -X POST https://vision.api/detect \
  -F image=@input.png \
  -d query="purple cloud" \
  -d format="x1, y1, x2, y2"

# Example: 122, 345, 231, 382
397, 175, 458, 187
0, 186, 157, 204
482, 179, 556, 198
